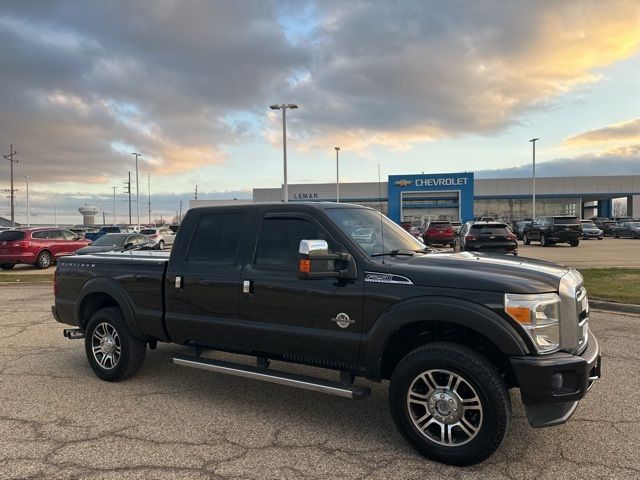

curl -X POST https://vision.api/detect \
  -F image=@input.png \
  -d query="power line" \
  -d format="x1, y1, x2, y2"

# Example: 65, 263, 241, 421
3, 144, 18, 226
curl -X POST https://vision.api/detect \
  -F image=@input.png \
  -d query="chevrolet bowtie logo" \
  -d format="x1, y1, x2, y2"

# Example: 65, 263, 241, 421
394, 179, 412, 187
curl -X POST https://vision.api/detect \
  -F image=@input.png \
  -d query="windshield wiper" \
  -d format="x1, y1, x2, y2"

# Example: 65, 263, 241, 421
371, 249, 415, 258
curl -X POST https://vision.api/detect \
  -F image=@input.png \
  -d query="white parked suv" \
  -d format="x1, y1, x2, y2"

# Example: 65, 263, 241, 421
139, 227, 176, 250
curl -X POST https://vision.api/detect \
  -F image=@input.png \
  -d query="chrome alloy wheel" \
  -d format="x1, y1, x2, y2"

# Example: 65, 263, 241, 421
406, 369, 483, 447
91, 322, 121, 370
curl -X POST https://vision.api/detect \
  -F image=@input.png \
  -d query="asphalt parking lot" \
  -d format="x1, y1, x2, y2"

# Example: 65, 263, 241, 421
1, 285, 639, 479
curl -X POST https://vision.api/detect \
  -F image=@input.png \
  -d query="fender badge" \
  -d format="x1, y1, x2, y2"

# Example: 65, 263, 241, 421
331, 313, 354, 329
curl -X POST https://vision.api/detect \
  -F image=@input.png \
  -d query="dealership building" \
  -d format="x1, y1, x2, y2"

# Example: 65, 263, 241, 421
191, 173, 640, 225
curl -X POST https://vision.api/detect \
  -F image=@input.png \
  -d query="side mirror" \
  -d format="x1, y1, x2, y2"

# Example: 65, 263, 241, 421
298, 239, 357, 280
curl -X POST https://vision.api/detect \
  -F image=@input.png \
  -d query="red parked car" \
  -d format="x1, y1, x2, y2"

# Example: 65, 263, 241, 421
422, 220, 456, 247
0, 228, 91, 270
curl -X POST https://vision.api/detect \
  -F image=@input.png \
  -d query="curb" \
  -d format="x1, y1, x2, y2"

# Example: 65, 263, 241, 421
590, 299, 640, 315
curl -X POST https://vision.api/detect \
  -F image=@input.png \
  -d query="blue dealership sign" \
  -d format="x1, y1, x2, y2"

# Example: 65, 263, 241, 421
388, 172, 474, 223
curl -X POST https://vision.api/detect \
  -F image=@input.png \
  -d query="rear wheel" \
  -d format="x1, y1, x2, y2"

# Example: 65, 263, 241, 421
523, 233, 531, 245
389, 342, 510, 466
157, 240, 165, 250
569, 239, 580, 247
84, 307, 146, 381
35, 251, 52, 269
0, 264, 15, 270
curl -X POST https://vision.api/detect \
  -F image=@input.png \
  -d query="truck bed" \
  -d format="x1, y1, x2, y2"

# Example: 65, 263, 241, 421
55, 251, 170, 341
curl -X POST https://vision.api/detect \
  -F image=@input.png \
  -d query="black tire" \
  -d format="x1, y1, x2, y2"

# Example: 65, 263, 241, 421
388, 342, 510, 466
157, 240, 165, 250
597, 237, 603, 240
84, 307, 146, 382
35, 250, 52, 269
613, 233, 619, 238
0, 263, 15, 270
540, 235, 548, 247
569, 239, 580, 247
522, 233, 530, 245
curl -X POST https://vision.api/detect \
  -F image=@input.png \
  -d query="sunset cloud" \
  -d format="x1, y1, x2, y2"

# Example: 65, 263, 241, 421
565, 118, 640, 147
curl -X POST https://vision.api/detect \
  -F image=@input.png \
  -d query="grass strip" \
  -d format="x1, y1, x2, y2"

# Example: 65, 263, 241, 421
0, 273, 54, 283
579, 268, 640, 305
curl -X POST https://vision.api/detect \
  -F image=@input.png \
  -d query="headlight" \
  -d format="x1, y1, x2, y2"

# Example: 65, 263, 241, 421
505, 293, 561, 354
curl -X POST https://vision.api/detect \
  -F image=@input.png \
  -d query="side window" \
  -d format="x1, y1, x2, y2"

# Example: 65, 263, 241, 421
187, 212, 245, 263
134, 235, 148, 244
255, 216, 336, 268
62, 230, 77, 240
49, 230, 64, 240
32, 231, 49, 239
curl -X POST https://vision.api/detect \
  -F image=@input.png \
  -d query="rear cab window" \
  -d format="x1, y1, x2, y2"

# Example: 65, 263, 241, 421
186, 212, 246, 264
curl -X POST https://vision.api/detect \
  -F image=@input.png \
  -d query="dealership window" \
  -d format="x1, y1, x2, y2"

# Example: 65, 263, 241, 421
474, 198, 580, 221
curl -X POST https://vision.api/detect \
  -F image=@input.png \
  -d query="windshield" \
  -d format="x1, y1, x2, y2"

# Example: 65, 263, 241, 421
581, 222, 596, 228
325, 208, 425, 256
554, 217, 579, 225
629, 222, 640, 228
0, 231, 25, 241
470, 224, 510, 234
92, 234, 127, 247
140, 229, 157, 235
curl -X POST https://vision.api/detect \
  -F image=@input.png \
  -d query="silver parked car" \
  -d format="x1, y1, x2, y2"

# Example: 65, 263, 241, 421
139, 227, 176, 250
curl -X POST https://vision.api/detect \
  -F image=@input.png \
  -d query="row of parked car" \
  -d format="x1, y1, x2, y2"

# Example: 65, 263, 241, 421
0, 225, 177, 270
401, 215, 640, 256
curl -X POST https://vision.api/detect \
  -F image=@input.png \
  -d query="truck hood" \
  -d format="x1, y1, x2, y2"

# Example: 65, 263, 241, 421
380, 251, 571, 294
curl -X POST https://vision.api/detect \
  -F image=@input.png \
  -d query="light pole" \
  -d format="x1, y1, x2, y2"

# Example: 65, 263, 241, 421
529, 138, 539, 219
334, 147, 341, 202
131, 152, 142, 229
270, 104, 298, 202
24, 175, 31, 227
112, 186, 117, 225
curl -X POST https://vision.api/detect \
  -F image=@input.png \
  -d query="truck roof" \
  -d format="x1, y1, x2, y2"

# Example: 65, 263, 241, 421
188, 201, 370, 213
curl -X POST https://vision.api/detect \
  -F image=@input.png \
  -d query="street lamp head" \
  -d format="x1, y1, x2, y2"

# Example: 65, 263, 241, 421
529, 138, 539, 142
286, 104, 299, 109
269, 104, 281, 110
335, 146, 340, 151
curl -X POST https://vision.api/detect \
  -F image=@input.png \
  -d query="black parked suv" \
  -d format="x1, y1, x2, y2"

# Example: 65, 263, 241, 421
455, 221, 518, 255
522, 216, 582, 247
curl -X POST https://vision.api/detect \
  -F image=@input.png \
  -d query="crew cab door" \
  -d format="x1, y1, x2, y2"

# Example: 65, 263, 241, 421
164, 208, 254, 346
240, 211, 363, 369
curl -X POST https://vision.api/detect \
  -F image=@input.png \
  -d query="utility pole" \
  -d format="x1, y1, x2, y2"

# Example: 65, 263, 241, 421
195, 184, 198, 200
102, 211, 106, 225
147, 173, 151, 225
3, 144, 18, 226
112, 187, 117, 225
132, 152, 142, 230
24, 175, 31, 227
123, 172, 132, 225
179, 200, 183, 223
54, 205, 58, 227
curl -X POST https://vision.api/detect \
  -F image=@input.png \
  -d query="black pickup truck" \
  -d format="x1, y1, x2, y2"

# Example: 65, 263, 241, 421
53, 203, 601, 466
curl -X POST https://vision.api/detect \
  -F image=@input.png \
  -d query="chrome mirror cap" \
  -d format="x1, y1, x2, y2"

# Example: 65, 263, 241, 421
299, 239, 329, 255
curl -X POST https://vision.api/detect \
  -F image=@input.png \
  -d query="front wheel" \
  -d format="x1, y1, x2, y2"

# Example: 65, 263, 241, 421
157, 240, 165, 250
522, 233, 531, 245
389, 342, 510, 466
84, 307, 146, 381
540, 235, 548, 247
569, 239, 580, 247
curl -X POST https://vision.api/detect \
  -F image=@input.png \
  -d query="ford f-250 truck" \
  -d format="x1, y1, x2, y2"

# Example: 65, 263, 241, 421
52, 203, 601, 466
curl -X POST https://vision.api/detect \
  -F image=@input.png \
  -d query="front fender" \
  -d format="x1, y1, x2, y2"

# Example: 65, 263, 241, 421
363, 296, 531, 379
75, 277, 145, 341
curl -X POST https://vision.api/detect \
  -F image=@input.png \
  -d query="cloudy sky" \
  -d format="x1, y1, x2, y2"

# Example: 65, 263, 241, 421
0, 0, 639, 224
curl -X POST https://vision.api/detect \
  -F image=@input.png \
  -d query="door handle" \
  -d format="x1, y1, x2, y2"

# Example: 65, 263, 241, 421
175, 276, 183, 289
243, 280, 252, 294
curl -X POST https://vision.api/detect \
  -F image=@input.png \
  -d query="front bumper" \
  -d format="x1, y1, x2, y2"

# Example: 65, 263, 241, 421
510, 332, 601, 428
